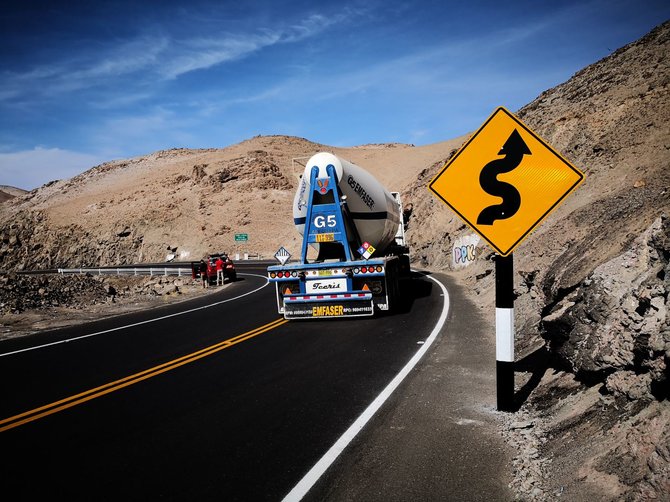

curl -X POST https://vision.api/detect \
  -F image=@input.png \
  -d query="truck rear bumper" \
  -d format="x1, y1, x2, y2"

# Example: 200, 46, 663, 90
282, 292, 374, 319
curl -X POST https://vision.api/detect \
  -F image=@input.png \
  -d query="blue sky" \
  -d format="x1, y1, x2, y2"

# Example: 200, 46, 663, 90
0, 1, 668, 190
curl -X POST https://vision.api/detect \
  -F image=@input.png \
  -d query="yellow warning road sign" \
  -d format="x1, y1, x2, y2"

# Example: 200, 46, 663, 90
429, 107, 584, 256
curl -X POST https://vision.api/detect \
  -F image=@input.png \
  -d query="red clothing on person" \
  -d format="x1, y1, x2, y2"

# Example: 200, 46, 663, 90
215, 257, 224, 285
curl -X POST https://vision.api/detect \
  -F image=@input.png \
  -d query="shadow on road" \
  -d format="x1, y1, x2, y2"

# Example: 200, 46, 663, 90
393, 270, 433, 314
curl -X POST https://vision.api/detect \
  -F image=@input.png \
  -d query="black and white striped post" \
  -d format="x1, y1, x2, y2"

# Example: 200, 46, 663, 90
495, 253, 515, 412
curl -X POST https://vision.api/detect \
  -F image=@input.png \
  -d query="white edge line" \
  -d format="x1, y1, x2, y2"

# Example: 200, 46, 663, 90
281, 272, 451, 502
0, 273, 270, 358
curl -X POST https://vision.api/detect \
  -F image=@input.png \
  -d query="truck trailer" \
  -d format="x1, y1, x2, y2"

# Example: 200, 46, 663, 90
268, 152, 410, 319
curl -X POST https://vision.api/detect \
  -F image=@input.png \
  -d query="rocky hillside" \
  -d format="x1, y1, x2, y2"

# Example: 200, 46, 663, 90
0, 19, 668, 502
403, 20, 669, 501
0, 137, 463, 271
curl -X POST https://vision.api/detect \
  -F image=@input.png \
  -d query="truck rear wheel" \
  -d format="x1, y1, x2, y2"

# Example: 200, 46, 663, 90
385, 262, 400, 314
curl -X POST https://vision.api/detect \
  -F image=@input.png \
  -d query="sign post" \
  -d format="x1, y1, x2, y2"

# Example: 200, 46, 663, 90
429, 107, 584, 411
495, 253, 515, 411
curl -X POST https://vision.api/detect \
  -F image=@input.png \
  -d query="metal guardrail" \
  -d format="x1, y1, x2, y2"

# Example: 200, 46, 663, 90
53, 259, 275, 277
57, 267, 193, 277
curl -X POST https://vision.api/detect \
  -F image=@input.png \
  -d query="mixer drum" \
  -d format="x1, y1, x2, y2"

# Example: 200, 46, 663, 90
293, 152, 401, 255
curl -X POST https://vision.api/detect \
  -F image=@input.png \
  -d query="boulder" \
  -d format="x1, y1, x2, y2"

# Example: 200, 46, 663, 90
541, 216, 669, 399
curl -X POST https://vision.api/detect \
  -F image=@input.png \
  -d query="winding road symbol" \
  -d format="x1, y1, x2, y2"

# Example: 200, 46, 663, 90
477, 129, 530, 225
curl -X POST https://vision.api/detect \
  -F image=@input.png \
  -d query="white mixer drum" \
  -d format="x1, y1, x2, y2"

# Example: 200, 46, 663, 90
293, 152, 400, 253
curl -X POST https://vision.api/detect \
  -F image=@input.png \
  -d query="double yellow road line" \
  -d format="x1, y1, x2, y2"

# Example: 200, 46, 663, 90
0, 318, 287, 433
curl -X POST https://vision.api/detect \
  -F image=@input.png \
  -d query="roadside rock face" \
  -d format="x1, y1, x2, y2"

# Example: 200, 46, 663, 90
541, 216, 669, 399
504, 370, 670, 502
0, 210, 147, 271
0, 273, 191, 315
0, 273, 109, 314
599, 404, 670, 500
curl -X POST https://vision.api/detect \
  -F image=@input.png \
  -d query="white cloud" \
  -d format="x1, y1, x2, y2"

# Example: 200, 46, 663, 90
160, 32, 281, 79
281, 13, 345, 43
160, 12, 351, 79
69, 36, 170, 81
0, 10, 354, 101
0, 36, 169, 102
0, 147, 105, 190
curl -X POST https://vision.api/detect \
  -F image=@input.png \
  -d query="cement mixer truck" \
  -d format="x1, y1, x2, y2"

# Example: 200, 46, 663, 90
268, 152, 410, 319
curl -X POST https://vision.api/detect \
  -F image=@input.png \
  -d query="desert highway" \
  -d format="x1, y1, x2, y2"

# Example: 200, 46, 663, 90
0, 263, 449, 501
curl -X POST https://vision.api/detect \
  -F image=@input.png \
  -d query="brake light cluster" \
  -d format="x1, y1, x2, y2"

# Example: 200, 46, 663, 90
354, 265, 383, 274
270, 265, 383, 279
269, 271, 299, 279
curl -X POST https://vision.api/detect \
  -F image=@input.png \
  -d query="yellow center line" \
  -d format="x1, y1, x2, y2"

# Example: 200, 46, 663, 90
0, 318, 288, 433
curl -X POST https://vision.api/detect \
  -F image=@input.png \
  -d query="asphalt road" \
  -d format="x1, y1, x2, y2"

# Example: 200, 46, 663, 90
307, 272, 513, 501
0, 265, 453, 501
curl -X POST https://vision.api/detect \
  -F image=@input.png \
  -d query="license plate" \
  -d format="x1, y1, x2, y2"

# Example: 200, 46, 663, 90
316, 233, 335, 242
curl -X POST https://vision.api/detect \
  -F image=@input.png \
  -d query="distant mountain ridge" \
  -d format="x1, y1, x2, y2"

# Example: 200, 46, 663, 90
0, 186, 28, 202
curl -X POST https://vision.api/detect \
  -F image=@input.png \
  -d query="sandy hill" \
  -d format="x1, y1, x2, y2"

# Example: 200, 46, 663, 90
0, 135, 466, 269
0, 186, 27, 203
0, 20, 668, 501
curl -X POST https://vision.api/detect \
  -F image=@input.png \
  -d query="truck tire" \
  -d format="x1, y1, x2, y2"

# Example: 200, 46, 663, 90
386, 261, 400, 314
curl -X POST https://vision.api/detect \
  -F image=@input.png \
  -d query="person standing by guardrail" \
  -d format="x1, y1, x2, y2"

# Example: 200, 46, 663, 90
199, 260, 209, 288
215, 256, 224, 286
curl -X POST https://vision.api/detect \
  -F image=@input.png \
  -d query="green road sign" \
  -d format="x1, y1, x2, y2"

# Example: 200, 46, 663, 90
234, 233, 249, 242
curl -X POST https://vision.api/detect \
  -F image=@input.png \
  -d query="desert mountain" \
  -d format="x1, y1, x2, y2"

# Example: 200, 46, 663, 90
0, 186, 27, 203
0, 20, 668, 501
0, 136, 466, 270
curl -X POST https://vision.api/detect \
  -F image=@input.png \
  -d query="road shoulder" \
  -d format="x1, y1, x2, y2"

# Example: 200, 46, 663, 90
307, 271, 514, 501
